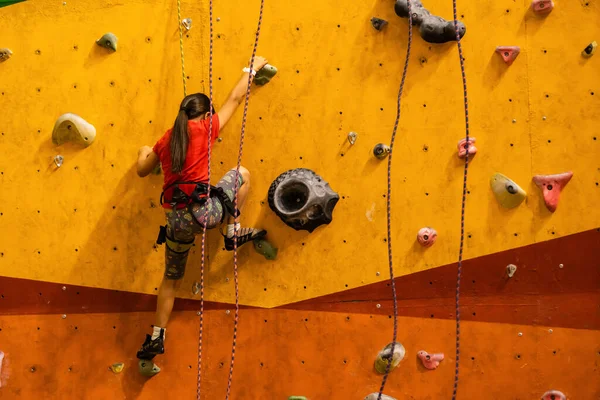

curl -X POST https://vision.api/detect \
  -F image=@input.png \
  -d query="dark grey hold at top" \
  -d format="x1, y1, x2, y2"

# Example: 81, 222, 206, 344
394, 0, 466, 44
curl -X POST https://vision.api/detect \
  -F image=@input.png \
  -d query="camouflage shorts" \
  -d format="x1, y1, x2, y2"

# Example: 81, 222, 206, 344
164, 169, 243, 280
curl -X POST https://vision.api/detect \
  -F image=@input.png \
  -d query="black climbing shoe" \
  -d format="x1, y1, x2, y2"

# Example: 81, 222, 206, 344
224, 228, 267, 251
136, 332, 164, 360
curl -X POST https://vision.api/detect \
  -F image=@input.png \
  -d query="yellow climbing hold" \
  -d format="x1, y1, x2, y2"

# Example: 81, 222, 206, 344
109, 363, 124, 373
490, 173, 527, 209
52, 113, 96, 147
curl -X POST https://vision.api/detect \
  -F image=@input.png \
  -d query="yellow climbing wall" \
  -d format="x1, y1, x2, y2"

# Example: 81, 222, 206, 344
0, 0, 598, 307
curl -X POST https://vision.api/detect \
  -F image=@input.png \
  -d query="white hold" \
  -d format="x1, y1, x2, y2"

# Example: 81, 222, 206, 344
366, 203, 375, 222
376, 304, 381, 309
54, 155, 64, 167
62, 286, 67, 291
548, 329, 553, 334
364, 394, 396, 400
225, 310, 230, 315
506, 264, 517, 278
518, 332, 523, 337
559, 264, 564, 269
182, 18, 192, 31
196, 311, 201, 316
62, 314, 67, 319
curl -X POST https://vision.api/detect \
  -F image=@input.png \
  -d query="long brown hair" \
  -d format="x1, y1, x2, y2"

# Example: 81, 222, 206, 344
170, 93, 212, 174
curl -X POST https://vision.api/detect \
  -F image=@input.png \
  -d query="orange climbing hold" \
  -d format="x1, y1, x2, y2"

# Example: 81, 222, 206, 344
532, 0, 554, 14
532, 172, 573, 212
496, 46, 521, 66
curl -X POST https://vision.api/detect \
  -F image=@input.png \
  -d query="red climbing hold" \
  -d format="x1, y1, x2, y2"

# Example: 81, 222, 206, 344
532, 172, 573, 212
457, 137, 477, 159
496, 46, 521, 66
532, 0, 554, 14
417, 351, 444, 370
541, 390, 566, 400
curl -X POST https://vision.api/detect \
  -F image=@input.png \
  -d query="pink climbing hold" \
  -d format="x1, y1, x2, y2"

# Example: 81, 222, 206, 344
532, 0, 554, 14
532, 172, 573, 212
541, 390, 566, 400
417, 227, 437, 248
496, 46, 521, 66
417, 350, 444, 370
457, 137, 477, 159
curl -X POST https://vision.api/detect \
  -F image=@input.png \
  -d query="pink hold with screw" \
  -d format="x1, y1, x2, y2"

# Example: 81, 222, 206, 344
541, 390, 566, 400
532, 172, 573, 212
417, 350, 444, 370
417, 227, 437, 248
457, 137, 477, 158
532, 0, 554, 14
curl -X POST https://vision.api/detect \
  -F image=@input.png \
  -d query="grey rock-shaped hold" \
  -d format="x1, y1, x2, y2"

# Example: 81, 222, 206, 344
371, 17, 389, 31
394, 0, 466, 43
138, 360, 160, 377
52, 113, 96, 147
268, 168, 339, 233
96, 33, 118, 52
254, 64, 277, 86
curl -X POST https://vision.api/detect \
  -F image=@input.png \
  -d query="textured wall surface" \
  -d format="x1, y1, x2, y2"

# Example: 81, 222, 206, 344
0, 0, 599, 398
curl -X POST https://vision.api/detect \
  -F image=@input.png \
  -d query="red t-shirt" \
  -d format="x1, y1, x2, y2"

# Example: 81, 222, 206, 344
153, 115, 220, 205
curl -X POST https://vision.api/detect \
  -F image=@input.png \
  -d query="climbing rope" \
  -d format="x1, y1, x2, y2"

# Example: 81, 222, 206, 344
451, 0, 471, 397
176, 0, 187, 96
377, 1, 413, 399
225, 0, 265, 398
197, 0, 215, 398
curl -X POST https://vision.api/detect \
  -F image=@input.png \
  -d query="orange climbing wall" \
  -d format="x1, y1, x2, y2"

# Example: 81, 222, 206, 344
0, 0, 599, 398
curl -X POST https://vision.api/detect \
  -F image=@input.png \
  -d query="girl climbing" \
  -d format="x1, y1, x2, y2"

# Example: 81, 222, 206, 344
134, 56, 270, 360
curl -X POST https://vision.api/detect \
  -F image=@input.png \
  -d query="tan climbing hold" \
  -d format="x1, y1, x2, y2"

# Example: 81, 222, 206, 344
0, 48, 13, 62
490, 173, 526, 209
52, 113, 96, 147
374, 342, 405, 374
364, 394, 396, 400
109, 363, 124, 373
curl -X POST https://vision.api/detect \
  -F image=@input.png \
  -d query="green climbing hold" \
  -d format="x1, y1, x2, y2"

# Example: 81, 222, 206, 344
0, 0, 26, 8
254, 64, 277, 86
96, 33, 118, 52
253, 238, 278, 260
52, 113, 96, 147
138, 360, 160, 377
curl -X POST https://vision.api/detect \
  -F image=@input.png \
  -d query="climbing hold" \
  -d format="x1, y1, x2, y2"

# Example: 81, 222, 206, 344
582, 41, 597, 58
182, 18, 192, 31
192, 281, 200, 295
417, 350, 444, 370
374, 342, 405, 374
138, 360, 160, 377
109, 363, 124, 373
288, 397, 308, 400
373, 143, 391, 159
541, 390, 566, 400
394, 0, 466, 43
371, 17, 388, 31
254, 64, 277, 86
0, 48, 13, 62
364, 394, 396, 400
532, 0, 554, 14
457, 137, 476, 158
96, 33, 118, 52
417, 227, 437, 248
496, 46, 521, 66
253, 238, 278, 260
532, 172, 573, 212
52, 113, 96, 147
506, 264, 517, 278
53, 155, 64, 168
0, 0, 25, 8
490, 173, 526, 209
347, 131, 357, 145
152, 163, 162, 175
268, 168, 339, 233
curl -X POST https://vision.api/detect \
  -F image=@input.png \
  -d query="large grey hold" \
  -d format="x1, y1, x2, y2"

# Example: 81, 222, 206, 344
394, 0, 466, 43
268, 168, 339, 233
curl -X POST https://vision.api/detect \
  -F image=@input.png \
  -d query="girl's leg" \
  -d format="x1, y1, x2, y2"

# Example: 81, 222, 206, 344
155, 276, 181, 328
227, 166, 251, 225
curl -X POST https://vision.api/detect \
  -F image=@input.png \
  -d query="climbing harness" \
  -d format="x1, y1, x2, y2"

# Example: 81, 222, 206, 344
376, 1, 413, 399
159, 181, 239, 219
225, 0, 265, 397
451, 0, 472, 396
